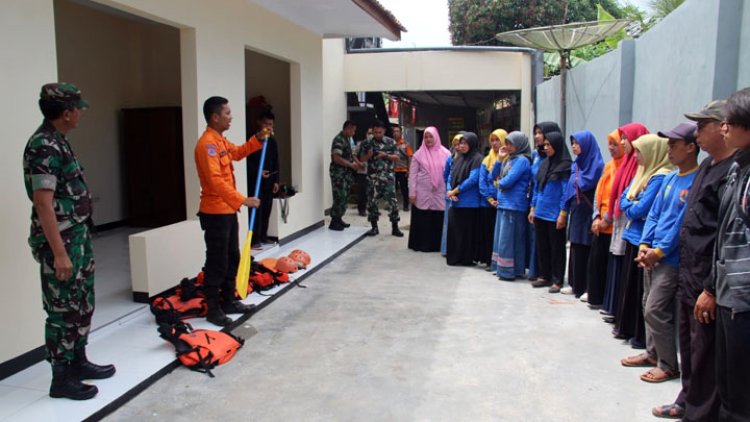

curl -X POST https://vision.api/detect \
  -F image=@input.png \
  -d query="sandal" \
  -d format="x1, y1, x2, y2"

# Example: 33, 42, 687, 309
652, 403, 685, 419
620, 352, 657, 367
640, 367, 680, 383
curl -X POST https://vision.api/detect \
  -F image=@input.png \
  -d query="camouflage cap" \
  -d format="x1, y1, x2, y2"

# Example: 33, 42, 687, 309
684, 100, 725, 122
39, 82, 89, 109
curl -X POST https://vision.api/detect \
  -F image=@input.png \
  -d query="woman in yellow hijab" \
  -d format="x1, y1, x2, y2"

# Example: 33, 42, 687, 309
477, 129, 508, 266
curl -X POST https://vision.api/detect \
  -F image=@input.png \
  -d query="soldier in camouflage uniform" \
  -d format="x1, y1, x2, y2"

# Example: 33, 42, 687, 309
23, 83, 115, 401
328, 120, 361, 231
359, 121, 404, 237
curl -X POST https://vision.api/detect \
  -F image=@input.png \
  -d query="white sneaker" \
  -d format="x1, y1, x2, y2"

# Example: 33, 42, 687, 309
580, 293, 589, 302
560, 286, 574, 295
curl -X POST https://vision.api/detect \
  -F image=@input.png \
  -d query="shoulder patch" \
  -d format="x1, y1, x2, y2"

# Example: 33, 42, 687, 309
206, 144, 217, 157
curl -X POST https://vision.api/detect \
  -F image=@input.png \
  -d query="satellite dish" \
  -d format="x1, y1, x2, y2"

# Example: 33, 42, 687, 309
496, 20, 631, 134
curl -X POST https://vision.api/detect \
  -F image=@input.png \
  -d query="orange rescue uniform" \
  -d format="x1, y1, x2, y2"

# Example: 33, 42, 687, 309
195, 127, 263, 214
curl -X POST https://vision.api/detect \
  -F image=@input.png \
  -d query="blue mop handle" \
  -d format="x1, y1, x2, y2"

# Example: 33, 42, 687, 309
249, 136, 270, 229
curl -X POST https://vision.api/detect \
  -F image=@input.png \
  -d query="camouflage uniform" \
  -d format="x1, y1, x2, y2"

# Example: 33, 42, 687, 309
24, 86, 94, 365
360, 136, 400, 223
329, 131, 355, 220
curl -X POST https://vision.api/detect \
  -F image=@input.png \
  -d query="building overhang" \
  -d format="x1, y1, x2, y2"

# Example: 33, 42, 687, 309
251, 0, 405, 41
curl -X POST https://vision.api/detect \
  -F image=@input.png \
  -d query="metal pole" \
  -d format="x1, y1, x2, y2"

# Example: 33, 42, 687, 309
559, 50, 567, 136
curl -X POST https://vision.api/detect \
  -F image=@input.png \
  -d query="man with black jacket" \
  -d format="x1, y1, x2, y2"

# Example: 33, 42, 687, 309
651, 100, 735, 420
696, 87, 750, 421
247, 111, 279, 247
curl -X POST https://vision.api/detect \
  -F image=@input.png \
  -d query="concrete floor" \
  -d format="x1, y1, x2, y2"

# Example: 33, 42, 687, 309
107, 208, 677, 422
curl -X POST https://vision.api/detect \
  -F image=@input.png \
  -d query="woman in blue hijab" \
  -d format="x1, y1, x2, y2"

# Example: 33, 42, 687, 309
559, 130, 604, 297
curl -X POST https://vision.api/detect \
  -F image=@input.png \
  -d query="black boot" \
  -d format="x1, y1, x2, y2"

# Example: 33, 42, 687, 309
366, 221, 379, 236
205, 287, 232, 326
329, 218, 345, 231
340, 219, 351, 228
72, 348, 116, 380
391, 222, 404, 237
50, 362, 98, 400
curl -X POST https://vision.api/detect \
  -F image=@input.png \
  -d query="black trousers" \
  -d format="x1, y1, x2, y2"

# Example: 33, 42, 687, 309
395, 171, 409, 206
535, 218, 567, 285
569, 243, 591, 297
615, 243, 645, 342
252, 180, 275, 243
716, 306, 750, 421
674, 298, 719, 421
198, 212, 239, 302
355, 173, 368, 214
586, 233, 611, 306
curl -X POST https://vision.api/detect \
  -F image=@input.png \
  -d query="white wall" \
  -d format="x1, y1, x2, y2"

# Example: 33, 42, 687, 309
322, 39, 348, 212
343, 50, 533, 136
1, 0, 327, 365
0, 0, 58, 365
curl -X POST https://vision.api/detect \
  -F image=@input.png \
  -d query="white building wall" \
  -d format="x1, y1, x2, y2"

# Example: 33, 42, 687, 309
0, 0, 59, 365
322, 39, 348, 213
343, 50, 534, 136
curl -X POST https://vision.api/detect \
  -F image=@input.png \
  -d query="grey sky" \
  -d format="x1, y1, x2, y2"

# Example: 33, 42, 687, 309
379, 0, 654, 48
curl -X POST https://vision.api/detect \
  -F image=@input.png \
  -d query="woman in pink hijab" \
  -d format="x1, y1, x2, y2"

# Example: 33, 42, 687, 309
408, 126, 451, 252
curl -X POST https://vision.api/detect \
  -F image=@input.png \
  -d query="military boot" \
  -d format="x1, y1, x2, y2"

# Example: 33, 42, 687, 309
391, 222, 404, 237
72, 348, 116, 380
339, 219, 351, 228
366, 221, 379, 236
329, 218, 345, 231
49, 363, 98, 400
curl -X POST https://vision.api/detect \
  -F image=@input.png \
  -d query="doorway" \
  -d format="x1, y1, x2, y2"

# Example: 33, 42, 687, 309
54, 0, 183, 327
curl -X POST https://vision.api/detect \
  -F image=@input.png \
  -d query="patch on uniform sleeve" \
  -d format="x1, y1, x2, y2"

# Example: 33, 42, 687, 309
206, 144, 217, 157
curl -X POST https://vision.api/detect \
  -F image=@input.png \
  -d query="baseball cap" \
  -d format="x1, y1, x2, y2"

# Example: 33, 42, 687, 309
658, 122, 697, 144
684, 100, 725, 122
39, 83, 89, 109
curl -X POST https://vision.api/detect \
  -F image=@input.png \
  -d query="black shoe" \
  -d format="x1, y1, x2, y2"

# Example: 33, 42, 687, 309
329, 220, 345, 231
50, 363, 98, 400
391, 224, 404, 237
531, 279, 552, 288
602, 315, 615, 324
222, 300, 256, 314
366, 221, 379, 236
206, 308, 233, 326
358, 210, 367, 217
403, 204, 410, 212
72, 348, 116, 380
498, 275, 515, 282
340, 220, 351, 228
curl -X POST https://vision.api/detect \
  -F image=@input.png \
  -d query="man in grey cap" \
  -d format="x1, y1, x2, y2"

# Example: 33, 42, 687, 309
698, 87, 750, 421
23, 83, 115, 401
651, 100, 735, 420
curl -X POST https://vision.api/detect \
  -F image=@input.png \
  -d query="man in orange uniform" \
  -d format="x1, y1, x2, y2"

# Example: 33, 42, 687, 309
195, 96, 265, 326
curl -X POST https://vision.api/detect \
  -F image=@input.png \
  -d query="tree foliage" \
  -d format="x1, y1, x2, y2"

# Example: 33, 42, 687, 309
448, 0, 626, 46
649, 0, 685, 19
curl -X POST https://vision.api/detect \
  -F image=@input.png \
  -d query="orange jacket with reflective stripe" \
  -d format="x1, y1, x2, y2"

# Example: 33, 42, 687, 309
194, 127, 263, 214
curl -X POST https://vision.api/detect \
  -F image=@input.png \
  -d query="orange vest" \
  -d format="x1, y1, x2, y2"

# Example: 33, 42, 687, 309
194, 127, 263, 214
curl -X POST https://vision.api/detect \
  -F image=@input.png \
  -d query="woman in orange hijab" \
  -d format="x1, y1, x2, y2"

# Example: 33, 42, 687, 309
587, 129, 625, 309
